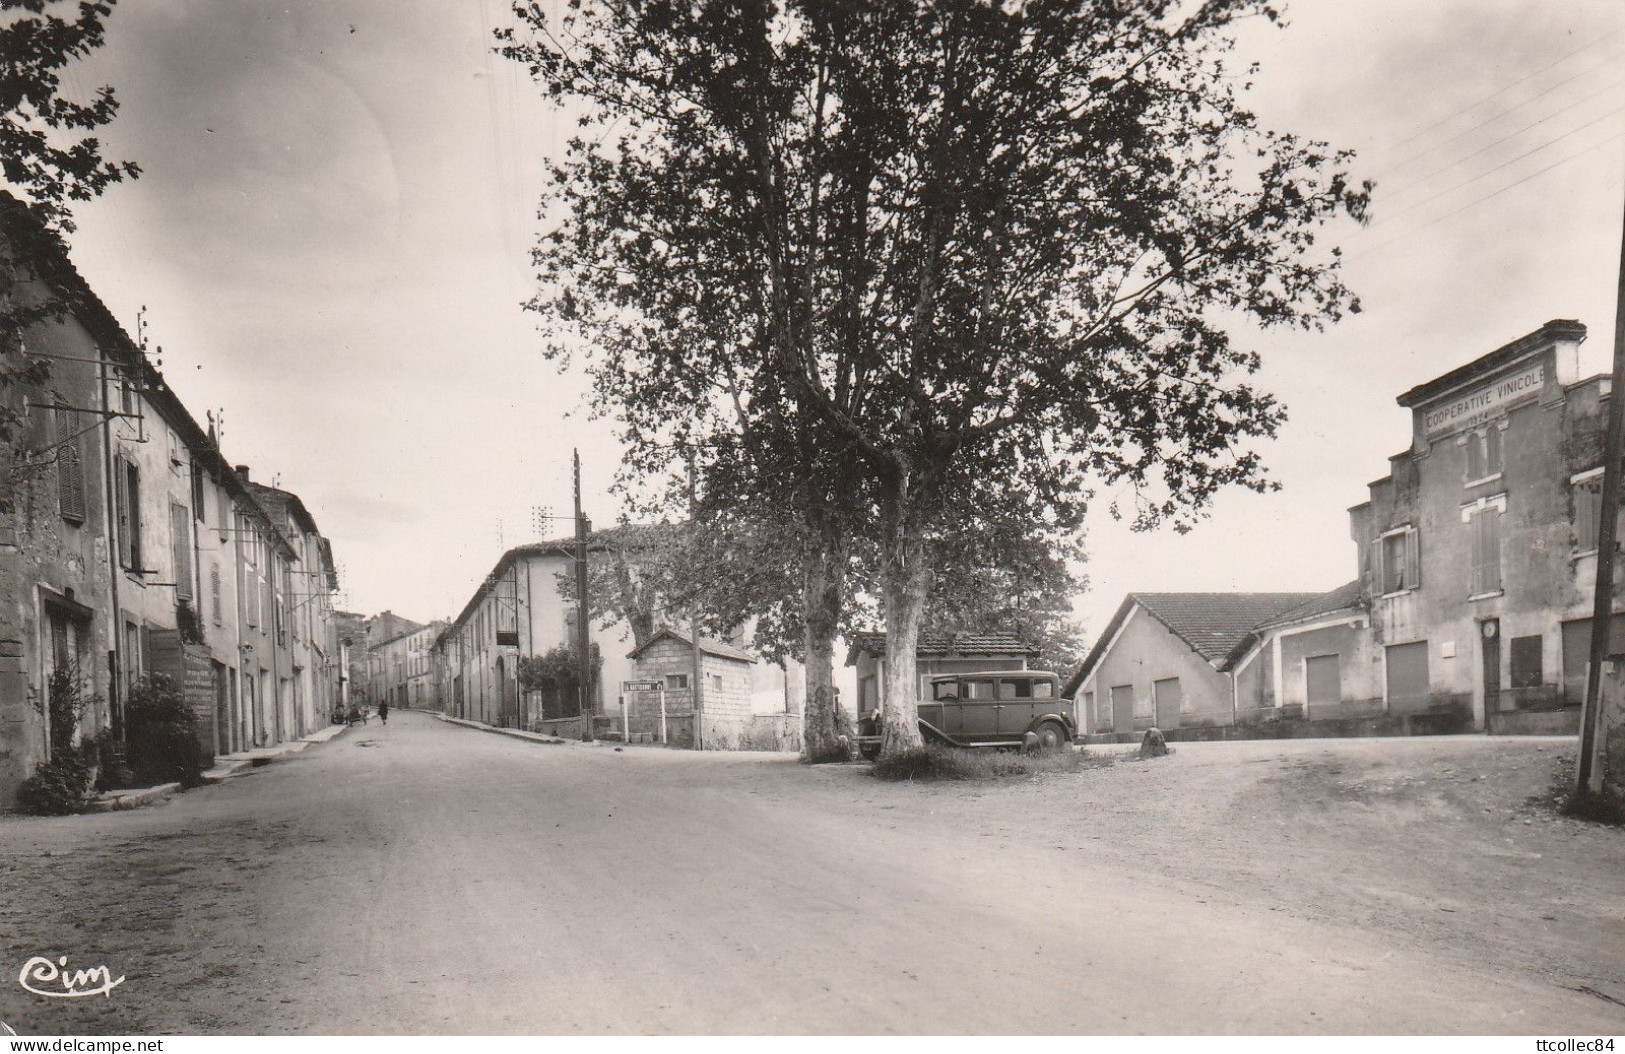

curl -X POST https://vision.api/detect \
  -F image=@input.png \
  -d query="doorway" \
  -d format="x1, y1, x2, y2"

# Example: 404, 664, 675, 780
1480, 618, 1502, 716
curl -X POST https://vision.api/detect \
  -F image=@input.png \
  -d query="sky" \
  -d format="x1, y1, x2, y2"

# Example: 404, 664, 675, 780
41, 0, 1625, 655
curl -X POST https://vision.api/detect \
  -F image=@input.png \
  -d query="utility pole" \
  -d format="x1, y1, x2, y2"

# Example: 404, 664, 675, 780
574, 449, 594, 743
689, 457, 704, 751
1577, 191, 1625, 803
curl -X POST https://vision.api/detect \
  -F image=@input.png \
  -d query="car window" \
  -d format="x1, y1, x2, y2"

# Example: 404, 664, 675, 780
963, 679, 996, 700
1032, 680, 1054, 699
999, 679, 1033, 700
931, 681, 959, 701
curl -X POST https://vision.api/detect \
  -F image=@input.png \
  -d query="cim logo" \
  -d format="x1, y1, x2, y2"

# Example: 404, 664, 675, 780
17, 955, 125, 999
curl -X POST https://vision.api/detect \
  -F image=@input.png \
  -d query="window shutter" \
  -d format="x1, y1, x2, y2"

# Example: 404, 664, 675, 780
171, 503, 194, 601
210, 564, 222, 624
54, 408, 86, 522
1466, 434, 1483, 480
1485, 508, 1501, 592
1486, 426, 1502, 475
125, 460, 142, 571
1407, 527, 1421, 590
114, 457, 131, 568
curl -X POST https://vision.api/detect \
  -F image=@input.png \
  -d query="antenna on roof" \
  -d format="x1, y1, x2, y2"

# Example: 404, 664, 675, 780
497, 517, 505, 550
531, 504, 549, 539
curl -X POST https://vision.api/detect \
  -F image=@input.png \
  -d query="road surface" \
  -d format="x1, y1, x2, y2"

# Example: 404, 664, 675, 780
0, 711, 1621, 1034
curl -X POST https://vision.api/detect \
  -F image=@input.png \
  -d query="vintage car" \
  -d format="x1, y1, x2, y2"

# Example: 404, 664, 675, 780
856, 670, 1075, 760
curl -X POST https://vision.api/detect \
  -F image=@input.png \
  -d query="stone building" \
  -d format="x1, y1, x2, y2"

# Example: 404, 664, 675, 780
626, 629, 756, 749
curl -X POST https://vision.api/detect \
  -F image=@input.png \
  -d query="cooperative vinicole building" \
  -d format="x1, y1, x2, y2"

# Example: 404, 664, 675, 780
1070, 319, 1621, 738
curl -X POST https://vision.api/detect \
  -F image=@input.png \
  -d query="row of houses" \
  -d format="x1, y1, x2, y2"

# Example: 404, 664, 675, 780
1071, 319, 1625, 740
0, 193, 343, 805
400, 535, 807, 749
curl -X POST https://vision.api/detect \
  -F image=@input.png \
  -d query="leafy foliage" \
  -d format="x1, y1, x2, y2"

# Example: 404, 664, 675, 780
15, 752, 92, 814
124, 674, 205, 788
516, 642, 602, 694
1, 0, 138, 511
33, 665, 92, 756
502, 0, 1369, 758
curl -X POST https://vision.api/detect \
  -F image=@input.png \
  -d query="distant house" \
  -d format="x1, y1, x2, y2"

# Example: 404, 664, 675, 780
1064, 593, 1319, 735
846, 630, 1041, 715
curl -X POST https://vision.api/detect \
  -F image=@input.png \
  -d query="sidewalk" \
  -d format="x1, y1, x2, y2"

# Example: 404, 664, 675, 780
201, 721, 349, 783
436, 712, 573, 747
85, 724, 348, 811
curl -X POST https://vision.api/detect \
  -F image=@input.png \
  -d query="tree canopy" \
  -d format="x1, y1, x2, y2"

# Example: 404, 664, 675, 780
503, 0, 1369, 757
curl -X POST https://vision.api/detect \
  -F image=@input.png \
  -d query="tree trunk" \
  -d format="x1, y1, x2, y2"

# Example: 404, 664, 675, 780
800, 532, 848, 764
878, 488, 929, 759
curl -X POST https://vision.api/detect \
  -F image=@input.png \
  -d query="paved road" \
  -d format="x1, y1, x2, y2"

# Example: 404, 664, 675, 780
0, 711, 1621, 1035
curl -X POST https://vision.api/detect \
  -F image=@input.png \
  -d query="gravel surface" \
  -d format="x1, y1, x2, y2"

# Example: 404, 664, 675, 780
0, 713, 1620, 1035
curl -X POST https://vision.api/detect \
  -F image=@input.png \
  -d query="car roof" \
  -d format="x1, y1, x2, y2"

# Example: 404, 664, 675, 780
928, 670, 1057, 681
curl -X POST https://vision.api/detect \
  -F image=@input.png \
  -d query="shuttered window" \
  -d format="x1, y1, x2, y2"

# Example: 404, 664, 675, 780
54, 407, 86, 523
1380, 526, 1419, 594
171, 503, 193, 601
115, 456, 142, 570
1468, 507, 1502, 596
210, 564, 222, 625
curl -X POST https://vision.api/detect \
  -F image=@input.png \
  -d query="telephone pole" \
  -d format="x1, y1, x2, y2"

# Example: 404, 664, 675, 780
1576, 188, 1625, 803
689, 457, 704, 751
574, 449, 594, 743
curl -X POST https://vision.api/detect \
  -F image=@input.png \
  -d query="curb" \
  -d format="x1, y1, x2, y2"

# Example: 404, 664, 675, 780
436, 712, 571, 746
86, 782, 181, 812
79, 723, 346, 812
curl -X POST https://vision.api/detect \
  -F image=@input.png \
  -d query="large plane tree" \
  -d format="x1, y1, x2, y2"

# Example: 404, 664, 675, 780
502, 0, 1368, 758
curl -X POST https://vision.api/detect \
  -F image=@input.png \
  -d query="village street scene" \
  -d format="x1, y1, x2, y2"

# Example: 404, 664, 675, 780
2, 0, 1625, 1040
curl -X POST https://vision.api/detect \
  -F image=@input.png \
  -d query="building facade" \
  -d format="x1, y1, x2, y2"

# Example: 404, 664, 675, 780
0, 194, 340, 806
1074, 320, 1623, 740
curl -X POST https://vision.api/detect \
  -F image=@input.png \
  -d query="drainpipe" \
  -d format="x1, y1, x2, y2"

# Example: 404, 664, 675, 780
97, 354, 124, 741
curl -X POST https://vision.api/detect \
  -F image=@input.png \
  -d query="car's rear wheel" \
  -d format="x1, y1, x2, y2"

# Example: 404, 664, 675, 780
1034, 721, 1069, 752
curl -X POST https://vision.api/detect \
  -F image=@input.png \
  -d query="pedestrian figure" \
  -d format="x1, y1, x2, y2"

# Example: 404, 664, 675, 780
379, 699, 389, 725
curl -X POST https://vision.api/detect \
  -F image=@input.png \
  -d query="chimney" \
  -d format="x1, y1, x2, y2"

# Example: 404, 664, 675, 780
235, 464, 250, 481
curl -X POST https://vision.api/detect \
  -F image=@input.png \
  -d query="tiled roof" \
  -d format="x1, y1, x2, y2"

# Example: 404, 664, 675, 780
1063, 591, 1321, 697
628, 628, 756, 664
1258, 580, 1367, 629
1132, 592, 1322, 663
845, 630, 1040, 667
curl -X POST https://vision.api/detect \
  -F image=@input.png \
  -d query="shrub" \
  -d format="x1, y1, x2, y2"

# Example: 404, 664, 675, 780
124, 674, 205, 788
870, 743, 1113, 782
16, 754, 93, 815
84, 727, 135, 792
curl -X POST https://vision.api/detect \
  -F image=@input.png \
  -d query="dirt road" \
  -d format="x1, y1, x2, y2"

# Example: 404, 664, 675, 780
0, 712, 1621, 1035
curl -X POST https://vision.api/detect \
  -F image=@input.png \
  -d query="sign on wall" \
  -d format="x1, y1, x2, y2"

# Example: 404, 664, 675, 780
1422, 362, 1544, 438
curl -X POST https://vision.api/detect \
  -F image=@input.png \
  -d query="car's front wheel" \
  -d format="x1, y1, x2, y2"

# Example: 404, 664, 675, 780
1033, 720, 1070, 752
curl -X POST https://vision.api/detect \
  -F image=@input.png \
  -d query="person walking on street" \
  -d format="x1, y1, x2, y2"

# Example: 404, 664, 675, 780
379, 698, 389, 725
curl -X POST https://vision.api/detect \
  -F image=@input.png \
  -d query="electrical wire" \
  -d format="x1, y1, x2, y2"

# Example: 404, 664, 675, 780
1372, 103, 1625, 230
1349, 127, 1625, 262
1380, 72, 1625, 201
1375, 29, 1625, 177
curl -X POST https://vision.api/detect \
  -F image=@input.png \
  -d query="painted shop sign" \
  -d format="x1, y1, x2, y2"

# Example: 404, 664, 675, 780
1423, 363, 1544, 437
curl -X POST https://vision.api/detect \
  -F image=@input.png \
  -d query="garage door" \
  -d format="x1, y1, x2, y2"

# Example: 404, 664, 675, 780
1385, 640, 1430, 713
1306, 653, 1341, 709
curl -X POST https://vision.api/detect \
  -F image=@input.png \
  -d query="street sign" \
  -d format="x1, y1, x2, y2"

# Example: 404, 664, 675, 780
622, 680, 662, 692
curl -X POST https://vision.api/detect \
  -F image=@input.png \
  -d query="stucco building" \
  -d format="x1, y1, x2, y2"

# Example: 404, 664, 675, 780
0, 193, 340, 805
1072, 319, 1623, 739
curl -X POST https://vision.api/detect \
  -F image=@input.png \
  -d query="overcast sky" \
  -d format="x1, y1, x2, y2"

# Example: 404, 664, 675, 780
51, 0, 1625, 651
